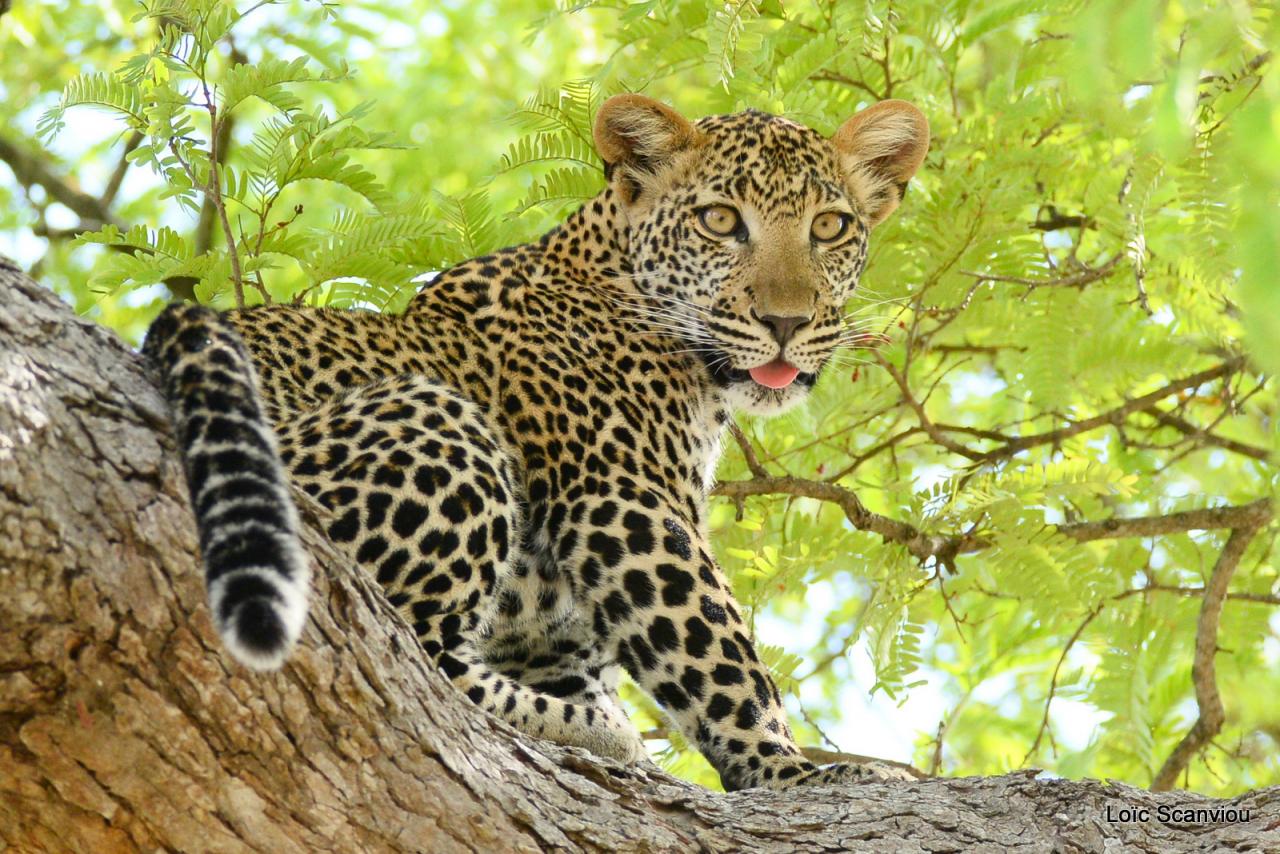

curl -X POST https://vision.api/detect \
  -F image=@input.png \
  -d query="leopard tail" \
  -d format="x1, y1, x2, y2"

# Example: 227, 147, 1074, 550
143, 303, 310, 670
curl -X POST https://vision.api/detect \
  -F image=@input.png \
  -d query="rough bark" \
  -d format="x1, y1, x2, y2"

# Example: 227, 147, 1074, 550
1, 259, 1277, 854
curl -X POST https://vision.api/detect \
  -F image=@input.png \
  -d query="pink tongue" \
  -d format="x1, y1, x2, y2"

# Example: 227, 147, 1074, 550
748, 359, 800, 389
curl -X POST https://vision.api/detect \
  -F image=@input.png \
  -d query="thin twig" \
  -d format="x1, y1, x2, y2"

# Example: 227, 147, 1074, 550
728, 422, 770, 478
810, 70, 884, 101
972, 357, 1249, 465
201, 93, 246, 307
195, 114, 234, 255
927, 343, 1027, 356
878, 7, 894, 99
1117, 584, 1280, 607
1030, 209, 1093, 231
929, 720, 946, 777
875, 353, 983, 461
959, 256, 1121, 290
1022, 602, 1106, 766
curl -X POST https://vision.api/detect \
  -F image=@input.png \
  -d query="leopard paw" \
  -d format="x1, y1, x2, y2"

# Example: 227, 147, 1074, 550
577, 712, 648, 764
792, 760, 917, 787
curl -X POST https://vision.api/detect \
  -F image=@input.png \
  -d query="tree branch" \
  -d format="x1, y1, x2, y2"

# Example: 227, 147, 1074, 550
713, 474, 985, 565
715, 468, 1274, 795
1063, 499, 1273, 543
102, 131, 144, 208
1148, 406, 1273, 462
0, 132, 206, 300
1152, 524, 1263, 791
975, 358, 1247, 464
713, 473, 1272, 568
0, 136, 113, 226
874, 346, 1248, 468
975, 357, 1249, 463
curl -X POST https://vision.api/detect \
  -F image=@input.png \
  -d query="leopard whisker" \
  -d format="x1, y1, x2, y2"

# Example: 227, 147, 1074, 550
624, 317, 716, 340
607, 293, 713, 319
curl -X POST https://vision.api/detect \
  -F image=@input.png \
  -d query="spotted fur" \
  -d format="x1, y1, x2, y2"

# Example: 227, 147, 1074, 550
145, 96, 928, 790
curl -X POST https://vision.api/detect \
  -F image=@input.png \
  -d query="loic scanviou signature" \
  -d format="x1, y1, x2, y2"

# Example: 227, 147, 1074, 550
1103, 803, 1252, 825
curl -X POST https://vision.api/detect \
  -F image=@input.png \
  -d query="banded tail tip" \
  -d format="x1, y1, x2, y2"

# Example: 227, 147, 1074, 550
207, 533, 311, 671
213, 554, 310, 671
220, 596, 300, 671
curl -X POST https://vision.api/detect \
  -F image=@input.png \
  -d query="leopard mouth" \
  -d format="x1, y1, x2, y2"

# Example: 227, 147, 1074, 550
694, 349, 819, 391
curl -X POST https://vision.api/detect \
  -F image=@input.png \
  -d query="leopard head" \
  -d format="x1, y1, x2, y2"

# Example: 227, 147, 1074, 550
595, 95, 928, 415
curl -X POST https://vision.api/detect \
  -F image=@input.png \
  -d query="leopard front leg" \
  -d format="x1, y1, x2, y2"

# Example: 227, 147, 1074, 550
559, 493, 838, 791
483, 603, 634, 733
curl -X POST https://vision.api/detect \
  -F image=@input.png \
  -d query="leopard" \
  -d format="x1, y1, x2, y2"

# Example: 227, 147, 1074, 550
142, 94, 929, 792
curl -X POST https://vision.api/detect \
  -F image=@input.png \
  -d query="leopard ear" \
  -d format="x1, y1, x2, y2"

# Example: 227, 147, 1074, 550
831, 100, 929, 227
594, 94, 699, 202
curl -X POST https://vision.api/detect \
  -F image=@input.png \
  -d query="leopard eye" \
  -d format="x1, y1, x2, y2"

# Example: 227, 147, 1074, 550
811, 211, 852, 243
697, 205, 743, 239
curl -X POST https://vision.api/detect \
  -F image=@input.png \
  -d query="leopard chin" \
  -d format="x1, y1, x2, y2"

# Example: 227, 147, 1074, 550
724, 373, 819, 416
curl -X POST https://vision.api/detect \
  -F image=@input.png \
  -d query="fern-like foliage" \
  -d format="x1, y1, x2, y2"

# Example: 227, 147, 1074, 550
39, 0, 436, 310
494, 83, 607, 222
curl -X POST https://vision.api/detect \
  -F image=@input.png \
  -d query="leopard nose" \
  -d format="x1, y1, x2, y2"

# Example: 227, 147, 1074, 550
757, 313, 811, 346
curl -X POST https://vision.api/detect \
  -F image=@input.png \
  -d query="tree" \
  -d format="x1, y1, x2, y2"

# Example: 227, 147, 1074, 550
0, 0, 1277, 804
3, 260, 1278, 852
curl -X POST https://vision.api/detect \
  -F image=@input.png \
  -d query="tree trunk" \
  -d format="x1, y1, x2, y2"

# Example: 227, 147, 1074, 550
1, 258, 1277, 854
